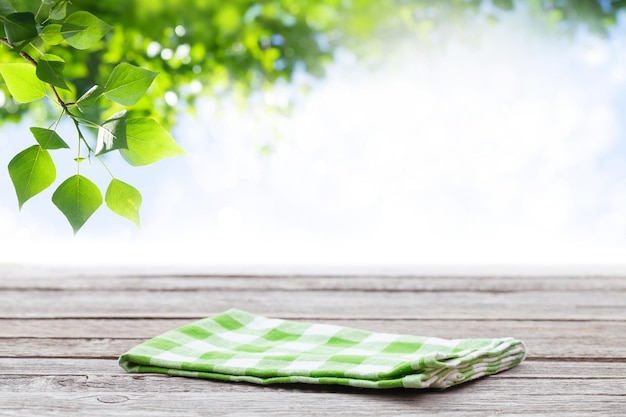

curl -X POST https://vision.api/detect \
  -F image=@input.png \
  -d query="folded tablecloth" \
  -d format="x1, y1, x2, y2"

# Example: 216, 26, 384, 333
119, 309, 526, 389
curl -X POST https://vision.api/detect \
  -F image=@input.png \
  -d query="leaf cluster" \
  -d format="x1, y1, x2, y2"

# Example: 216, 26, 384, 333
1, 0, 624, 232
0, 0, 183, 233
2, 0, 622, 129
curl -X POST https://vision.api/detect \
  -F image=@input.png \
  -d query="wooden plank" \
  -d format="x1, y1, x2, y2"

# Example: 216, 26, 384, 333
0, 338, 133, 359
6, 264, 626, 280
3, 274, 626, 292
2, 337, 623, 361
0, 396, 621, 417
2, 318, 622, 341
3, 371, 625, 393
3, 358, 626, 379
1, 320, 624, 359
0, 375, 624, 417
2, 289, 625, 320
1, 270, 624, 416
0, 318, 197, 338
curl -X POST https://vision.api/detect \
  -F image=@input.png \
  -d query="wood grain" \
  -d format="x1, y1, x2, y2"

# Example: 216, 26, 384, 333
1, 270, 624, 416
1, 319, 624, 359
3, 289, 625, 320
0, 375, 624, 417
2, 358, 625, 378
2, 273, 626, 292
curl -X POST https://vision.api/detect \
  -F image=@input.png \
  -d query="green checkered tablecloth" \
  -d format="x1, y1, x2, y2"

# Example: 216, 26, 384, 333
119, 309, 526, 389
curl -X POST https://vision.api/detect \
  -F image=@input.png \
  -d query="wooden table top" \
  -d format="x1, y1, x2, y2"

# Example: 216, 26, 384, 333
1, 267, 624, 416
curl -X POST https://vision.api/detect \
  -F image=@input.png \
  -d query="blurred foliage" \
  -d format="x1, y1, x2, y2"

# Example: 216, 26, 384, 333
1, 0, 625, 128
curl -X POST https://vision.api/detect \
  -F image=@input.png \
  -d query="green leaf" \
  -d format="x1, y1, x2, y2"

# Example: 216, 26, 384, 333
0, 1, 16, 18
49, 0, 68, 20
52, 175, 102, 234
4, 12, 38, 44
30, 127, 69, 149
493, 0, 514, 11
104, 63, 158, 106
121, 118, 185, 166
4, 12, 39, 45
61, 11, 112, 50
8, 145, 56, 209
40, 24, 63, 45
105, 179, 141, 226
96, 110, 127, 155
36, 54, 69, 90
0, 63, 47, 103
76, 84, 104, 112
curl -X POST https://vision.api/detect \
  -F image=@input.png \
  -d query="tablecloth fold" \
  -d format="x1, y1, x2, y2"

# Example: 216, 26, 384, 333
119, 309, 526, 389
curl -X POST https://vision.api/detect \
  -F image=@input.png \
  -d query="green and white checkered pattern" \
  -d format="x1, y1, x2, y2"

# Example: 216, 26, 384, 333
119, 309, 526, 389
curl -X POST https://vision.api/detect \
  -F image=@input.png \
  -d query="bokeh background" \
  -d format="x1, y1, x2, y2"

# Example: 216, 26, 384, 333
1, 0, 626, 271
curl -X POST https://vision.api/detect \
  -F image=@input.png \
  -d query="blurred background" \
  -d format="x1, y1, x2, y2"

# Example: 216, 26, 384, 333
1, 0, 626, 272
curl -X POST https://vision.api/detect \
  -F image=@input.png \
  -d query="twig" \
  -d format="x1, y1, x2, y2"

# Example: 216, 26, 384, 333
0, 36, 69, 110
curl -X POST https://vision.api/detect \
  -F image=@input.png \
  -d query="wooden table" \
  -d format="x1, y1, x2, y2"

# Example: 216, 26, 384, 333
1, 267, 625, 416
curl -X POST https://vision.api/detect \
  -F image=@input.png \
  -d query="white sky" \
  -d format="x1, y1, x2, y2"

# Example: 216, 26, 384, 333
1, 9, 626, 272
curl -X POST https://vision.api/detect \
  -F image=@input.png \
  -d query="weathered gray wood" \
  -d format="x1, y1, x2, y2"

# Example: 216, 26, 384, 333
1, 271, 625, 416
3, 318, 623, 342
2, 358, 625, 379
2, 373, 625, 394
2, 289, 625, 320
1, 319, 624, 359
3, 273, 626, 292
0, 397, 622, 417
0, 375, 624, 417
5, 336, 626, 361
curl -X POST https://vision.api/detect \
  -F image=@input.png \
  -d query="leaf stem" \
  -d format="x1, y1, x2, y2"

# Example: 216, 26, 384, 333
96, 156, 115, 179
48, 110, 65, 131
34, 1, 45, 22
1, 36, 99, 172
74, 116, 82, 175
68, 114, 93, 153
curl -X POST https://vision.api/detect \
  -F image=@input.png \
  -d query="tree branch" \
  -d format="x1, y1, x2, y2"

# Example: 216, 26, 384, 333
0, 37, 12, 49
0, 36, 69, 111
